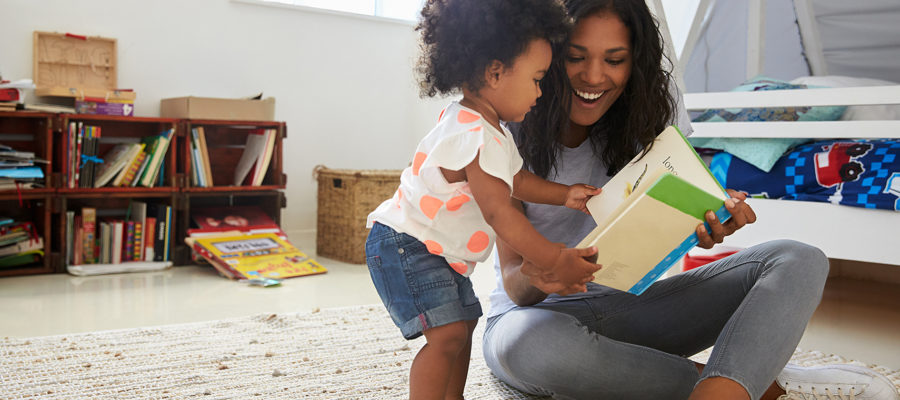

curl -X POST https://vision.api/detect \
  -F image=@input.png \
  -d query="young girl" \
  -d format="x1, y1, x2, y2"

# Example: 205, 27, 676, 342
365, 0, 602, 398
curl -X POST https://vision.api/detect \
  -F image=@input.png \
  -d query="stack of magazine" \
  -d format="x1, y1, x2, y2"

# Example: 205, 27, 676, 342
0, 145, 46, 190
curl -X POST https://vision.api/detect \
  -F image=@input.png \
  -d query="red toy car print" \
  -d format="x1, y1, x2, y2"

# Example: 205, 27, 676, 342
814, 142, 872, 188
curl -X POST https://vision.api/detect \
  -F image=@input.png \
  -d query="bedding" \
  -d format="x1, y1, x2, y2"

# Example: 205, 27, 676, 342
689, 76, 847, 172
709, 139, 900, 211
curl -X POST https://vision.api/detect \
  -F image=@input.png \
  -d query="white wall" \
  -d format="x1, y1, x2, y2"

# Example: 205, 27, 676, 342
0, 0, 447, 234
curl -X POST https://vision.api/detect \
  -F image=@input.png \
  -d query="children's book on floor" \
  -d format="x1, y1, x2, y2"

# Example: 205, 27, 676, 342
186, 232, 327, 280
577, 125, 732, 295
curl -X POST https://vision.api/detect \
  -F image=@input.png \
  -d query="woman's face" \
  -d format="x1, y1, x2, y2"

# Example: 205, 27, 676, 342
565, 11, 632, 128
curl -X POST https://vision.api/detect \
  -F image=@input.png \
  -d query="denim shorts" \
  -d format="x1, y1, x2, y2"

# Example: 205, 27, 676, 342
365, 222, 482, 340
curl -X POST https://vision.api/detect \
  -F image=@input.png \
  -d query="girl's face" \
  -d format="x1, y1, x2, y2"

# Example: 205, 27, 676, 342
565, 11, 632, 128
491, 38, 552, 123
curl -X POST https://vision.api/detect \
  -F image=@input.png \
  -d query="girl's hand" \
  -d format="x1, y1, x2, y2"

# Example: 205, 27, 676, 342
696, 189, 757, 249
521, 245, 601, 293
565, 184, 602, 214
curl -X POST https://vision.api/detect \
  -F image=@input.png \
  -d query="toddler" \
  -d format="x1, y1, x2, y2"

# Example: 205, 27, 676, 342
365, 0, 600, 398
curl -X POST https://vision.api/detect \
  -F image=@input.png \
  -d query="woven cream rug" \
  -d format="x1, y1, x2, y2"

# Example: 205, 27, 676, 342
2, 304, 898, 399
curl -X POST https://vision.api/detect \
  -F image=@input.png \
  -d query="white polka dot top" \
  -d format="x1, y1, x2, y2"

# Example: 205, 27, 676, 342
366, 101, 523, 276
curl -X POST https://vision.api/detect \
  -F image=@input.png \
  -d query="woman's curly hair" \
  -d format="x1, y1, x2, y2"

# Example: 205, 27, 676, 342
416, 0, 572, 98
518, 0, 678, 178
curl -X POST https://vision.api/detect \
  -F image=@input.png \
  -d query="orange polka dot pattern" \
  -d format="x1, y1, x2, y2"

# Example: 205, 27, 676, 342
467, 231, 489, 253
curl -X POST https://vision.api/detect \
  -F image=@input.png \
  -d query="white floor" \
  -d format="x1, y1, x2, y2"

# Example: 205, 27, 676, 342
1, 231, 898, 371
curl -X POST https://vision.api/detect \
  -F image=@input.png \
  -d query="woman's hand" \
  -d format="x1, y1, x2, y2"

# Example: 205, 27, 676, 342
696, 189, 757, 249
564, 184, 602, 214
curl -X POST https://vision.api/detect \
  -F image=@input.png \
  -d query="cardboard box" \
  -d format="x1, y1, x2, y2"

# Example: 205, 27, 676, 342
160, 97, 275, 121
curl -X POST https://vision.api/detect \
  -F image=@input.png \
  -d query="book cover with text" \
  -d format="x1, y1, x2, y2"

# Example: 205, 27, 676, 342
578, 126, 732, 295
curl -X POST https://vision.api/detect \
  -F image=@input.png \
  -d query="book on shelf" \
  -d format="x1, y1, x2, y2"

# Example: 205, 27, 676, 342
130, 153, 151, 187
143, 217, 156, 261
0, 250, 43, 269
196, 127, 214, 186
186, 232, 327, 280
189, 205, 284, 237
0, 221, 33, 247
116, 148, 147, 187
73, 215, 83, 265
234, 129, 276, 186
110, 143, 145, 187
577, 125, 732, 295
78, 125, 101, 188
138, 128, 175, 187
81, 207, 97, 264
132, 222, 143, 261
0, 236, 43, 257
189, 127, 214, 187
94, 143, 138, 188
98, 222, 111, 264
146, 203, 172, 262
189, 128, 204, 187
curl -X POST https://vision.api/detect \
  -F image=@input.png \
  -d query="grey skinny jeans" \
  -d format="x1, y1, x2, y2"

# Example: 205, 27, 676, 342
482, 239, 829, 400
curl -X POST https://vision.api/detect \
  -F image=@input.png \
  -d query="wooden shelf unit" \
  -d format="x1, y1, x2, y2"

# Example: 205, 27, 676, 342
0, 112, 286, 277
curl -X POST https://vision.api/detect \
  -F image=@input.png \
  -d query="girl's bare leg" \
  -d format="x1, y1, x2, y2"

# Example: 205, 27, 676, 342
443, 319, 478, 400
410, 321, 471, 400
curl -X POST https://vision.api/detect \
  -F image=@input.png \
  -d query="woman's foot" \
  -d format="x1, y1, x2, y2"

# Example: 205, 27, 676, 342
776, 364, 899, 400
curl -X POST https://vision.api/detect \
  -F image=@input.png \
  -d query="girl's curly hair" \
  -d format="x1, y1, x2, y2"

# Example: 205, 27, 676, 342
416, 0, 572, 98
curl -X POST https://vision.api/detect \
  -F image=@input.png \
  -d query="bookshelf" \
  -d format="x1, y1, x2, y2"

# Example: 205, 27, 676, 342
0, 112, 55, 276
0, 112, 287, 277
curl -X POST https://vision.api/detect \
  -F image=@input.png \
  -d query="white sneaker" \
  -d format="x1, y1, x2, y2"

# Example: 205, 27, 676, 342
776, 363, 900, 400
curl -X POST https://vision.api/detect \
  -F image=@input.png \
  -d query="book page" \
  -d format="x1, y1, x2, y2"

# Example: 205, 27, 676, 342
586, 194, 701, 292
586, 126, 726, 228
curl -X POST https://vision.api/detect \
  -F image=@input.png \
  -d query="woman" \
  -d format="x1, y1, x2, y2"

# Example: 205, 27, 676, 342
481, 1, 899, 399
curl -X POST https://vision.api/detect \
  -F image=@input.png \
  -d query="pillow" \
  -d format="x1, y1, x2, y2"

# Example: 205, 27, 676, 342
790, 75, 900, 121
690, 76, 846, 172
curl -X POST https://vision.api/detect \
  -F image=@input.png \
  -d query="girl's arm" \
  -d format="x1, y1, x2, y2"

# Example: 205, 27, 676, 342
511, 169, 567, 204
512, 169, 600, 212
464, 155, 599, 276
496, 199, 594, 306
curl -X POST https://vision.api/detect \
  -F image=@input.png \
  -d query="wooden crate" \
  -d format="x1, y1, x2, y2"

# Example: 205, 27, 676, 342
32, 31, 135, 101
315, 166, 401, 264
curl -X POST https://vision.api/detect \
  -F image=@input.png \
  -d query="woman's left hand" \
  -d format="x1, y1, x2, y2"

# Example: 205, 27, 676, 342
696, 189, 757, 249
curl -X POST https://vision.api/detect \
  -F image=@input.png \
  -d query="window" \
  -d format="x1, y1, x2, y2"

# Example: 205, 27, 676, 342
255, 0, 425, 22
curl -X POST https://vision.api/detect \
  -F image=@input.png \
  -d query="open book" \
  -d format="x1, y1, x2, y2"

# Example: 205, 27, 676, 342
577, 126, 732, 295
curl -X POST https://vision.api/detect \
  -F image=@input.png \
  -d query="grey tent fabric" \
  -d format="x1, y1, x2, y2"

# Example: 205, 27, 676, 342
683, 0, 900, 93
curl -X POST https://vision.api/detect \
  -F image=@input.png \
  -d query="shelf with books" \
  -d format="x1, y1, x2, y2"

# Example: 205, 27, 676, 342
57, 114, 178, 191
0, 112, 288, 277
58, 194, 177, 271
181, 120, 286, 192
0, 111, 54, 193
0, 194, 54, 276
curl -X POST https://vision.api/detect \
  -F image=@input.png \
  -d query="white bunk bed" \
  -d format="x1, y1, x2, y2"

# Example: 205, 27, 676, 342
651, 0, 900, 266
683, 86, 900, 267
